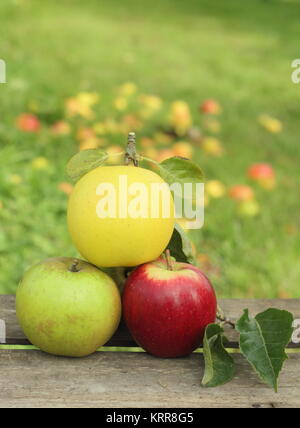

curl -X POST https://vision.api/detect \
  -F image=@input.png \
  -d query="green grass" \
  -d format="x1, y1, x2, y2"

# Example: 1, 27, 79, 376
0, 0, 300, 297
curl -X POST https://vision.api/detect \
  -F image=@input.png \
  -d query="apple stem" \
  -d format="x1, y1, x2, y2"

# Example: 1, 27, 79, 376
165, 249, 174, 271
217, 306, 236, 329
70, 260, 80, 273
125, 132, 139, 167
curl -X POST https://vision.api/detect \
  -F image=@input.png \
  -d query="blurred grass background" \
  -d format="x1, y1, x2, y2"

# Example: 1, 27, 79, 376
0, 0, 299, 297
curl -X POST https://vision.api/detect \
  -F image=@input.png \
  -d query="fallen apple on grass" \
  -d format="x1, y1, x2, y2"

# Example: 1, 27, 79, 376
228, 184, 254, 201
16, 257, 121, 357
200, 99, 222, 115
16, 113, 40, 133
247, 163, 276, 190
123, 253, 217, 358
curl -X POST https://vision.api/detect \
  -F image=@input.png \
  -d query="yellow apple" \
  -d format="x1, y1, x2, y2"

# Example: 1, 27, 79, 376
68, 165, 175, 267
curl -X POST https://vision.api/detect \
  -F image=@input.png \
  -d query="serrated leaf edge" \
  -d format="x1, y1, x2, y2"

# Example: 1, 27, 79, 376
66, 149, 108, 182
237, 309, 293, 392
202, 325, 221, 386
202, 324, 235, 388
158, 157, 204, 185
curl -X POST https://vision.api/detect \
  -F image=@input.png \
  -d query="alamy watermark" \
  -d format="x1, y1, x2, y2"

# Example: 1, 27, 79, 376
96, 176, 205, 229
0, 59, 6, 83
291, 59, 300, 83
292, 319, 300, 344
0, 319, 6, 343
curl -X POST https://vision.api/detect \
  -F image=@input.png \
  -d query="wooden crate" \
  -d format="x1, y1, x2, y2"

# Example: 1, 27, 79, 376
0, 296, 299, 408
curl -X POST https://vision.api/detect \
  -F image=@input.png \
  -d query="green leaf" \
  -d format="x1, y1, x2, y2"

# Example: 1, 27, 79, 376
167, 223, 195, 264
236, 308, 294, 392
158, 157, 204, 199
66, 149, 108, 181
202, 324, 235, 388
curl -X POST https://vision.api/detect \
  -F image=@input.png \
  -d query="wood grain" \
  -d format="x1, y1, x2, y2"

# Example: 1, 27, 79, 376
1, 296, 300, 408
1, 295, 299, 348
0, 349, 299, 408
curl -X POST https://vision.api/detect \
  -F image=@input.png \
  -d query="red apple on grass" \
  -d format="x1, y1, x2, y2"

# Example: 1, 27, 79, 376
123, 255, 217, 358
228, 185, 254, 201
248, 163, 274, 181
247, 163, 276, 189
200, 99, 222, 115
16, 113, 40, 133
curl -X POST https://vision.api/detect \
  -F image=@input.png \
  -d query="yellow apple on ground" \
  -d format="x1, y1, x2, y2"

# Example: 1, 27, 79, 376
68, 165, 175, 267
16, 257, 121, 357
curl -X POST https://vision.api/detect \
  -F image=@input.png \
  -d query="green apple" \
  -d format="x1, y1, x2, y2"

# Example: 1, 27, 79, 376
16, 257, 121, 357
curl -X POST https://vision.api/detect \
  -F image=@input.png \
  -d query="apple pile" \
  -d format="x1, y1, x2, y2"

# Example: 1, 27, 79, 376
16, 133, 217, 358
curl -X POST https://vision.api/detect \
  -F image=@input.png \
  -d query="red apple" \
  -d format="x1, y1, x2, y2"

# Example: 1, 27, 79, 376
248, 163, 274, 180
17, 113, 40, 133
228, 185, 254, 201
123, 256, 217, 357
200, 99, 221, 115
247, 163, 276, 190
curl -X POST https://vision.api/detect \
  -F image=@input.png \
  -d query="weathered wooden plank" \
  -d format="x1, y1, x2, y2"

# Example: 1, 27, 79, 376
0, 349, 299, 408
1, 296, 299, 347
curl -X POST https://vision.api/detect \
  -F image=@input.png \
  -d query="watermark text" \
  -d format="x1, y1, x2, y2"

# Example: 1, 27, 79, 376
291, 59, 300, 83
0, 59, 6, 83
95, 176, 204, 229
0, 319, 6, 343
292, 319, 300, 344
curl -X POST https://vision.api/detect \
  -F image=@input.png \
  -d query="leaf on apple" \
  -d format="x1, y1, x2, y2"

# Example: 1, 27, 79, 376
202, 324, 235, 388
66, 149, 108, 181
236, 308, 294, 392
158, 157, 204, 201
167, 223, 195, 264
